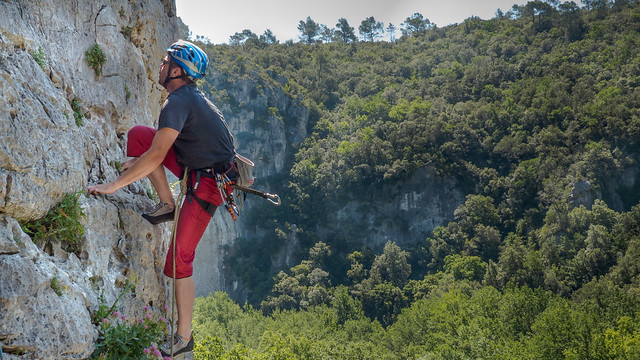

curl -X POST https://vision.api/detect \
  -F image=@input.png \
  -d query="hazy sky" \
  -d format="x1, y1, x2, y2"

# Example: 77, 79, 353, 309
175, 0, 538, 44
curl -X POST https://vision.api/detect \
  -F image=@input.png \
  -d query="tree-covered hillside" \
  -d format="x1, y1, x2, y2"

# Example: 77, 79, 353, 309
192, 1, 640, 358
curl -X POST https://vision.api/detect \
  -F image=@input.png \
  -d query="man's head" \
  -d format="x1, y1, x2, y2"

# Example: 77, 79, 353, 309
159, 40, 208, 89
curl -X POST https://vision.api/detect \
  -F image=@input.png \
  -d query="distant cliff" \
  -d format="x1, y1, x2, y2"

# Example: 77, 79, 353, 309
191, 67, 309, 293
192, 51, 465, 302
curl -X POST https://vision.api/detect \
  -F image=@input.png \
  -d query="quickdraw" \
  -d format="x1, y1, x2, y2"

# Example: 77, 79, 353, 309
231, 184, 281, 206
215, 172, 281, 221
216, 173, 239, 221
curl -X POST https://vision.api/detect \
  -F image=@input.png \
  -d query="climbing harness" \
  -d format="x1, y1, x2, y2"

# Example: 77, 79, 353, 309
184, 157, 281, 221
169, 167, 189, 359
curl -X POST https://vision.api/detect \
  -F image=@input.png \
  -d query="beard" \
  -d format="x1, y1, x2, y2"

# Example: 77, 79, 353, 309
158, 71, 168, 88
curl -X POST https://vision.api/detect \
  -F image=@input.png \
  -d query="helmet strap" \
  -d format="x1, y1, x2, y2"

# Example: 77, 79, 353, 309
162, 61, 189, 88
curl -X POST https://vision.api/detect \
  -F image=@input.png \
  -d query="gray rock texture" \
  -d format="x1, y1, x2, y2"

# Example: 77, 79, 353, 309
0, 0, 182, 358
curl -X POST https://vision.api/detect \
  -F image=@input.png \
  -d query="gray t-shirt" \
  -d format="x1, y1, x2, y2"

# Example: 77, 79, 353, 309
158, 83, 235, 169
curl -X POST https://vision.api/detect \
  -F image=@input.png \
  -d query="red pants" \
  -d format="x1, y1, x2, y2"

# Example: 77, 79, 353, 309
127, 125, 223, 278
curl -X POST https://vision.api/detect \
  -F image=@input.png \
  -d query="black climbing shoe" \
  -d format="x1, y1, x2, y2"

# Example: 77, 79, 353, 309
142, 202, 175, 225
160, 332, 194, 357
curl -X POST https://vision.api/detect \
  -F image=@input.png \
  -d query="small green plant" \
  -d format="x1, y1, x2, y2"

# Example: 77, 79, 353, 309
91, 277, 168, 359
146, 188, 158, 202
85, 43, 106, 76
124, 85, 131, 103
91, 277, 136, 325
31, 47, 47, 71
111, 160, 122, 173
69, 98, 84, 126
50, 274, 65, 296
21, 191, 85, 253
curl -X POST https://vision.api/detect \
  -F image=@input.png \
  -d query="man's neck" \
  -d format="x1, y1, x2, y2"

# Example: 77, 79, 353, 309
167, 79, 190, 93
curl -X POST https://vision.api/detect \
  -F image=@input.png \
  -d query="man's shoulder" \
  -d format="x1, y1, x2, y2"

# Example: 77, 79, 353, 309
165, 84, 198, 106
171, 83, 198, 96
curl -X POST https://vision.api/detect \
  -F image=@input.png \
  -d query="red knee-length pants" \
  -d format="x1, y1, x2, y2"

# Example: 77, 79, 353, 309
127, 125, 223, 279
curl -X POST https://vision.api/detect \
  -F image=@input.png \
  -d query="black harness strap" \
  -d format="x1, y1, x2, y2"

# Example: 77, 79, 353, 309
188, 191, 217, 216
183, 161, 236, 216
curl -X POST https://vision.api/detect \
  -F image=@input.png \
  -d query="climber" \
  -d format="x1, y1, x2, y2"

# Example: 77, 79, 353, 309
87, 40, 235, 357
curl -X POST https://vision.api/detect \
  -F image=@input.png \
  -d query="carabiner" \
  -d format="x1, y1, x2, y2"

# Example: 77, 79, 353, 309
265, 193, 281, 206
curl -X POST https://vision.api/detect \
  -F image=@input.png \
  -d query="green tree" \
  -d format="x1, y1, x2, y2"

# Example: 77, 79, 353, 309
260, 29, 278, 44
193, 292, 265, 350
596, 316, 640, 359
443, 254, 486, 282
358, 16, 384, 42
297, 16, 320, 44
369, 241, 411, 287
523, 1, 557, 27
361, 281, 406, 327
261, 242, 333, 313
527, 298, 584, 359
559, 1, 585, 41
387, 23, 397, 42
497, 286, 552, 339
229, 29, 258, 46
454, 194, 501, 231
347, 251, 368, 283
331, 285, 364, 325
318, 24, 334, 43
309, 241, 331, 269
335, 18, 357, 43
386, 289, 473, 357
401, 13, 432, 37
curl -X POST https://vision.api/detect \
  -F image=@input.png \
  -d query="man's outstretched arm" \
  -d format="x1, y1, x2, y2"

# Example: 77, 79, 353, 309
88, 127, 179, 195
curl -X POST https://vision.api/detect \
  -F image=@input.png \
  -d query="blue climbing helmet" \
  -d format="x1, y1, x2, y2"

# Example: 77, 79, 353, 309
167, 40, 208, 79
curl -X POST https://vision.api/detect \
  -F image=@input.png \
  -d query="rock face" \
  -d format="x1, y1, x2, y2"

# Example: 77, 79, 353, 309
0, 0, 181, 358
331, 166, 464, 250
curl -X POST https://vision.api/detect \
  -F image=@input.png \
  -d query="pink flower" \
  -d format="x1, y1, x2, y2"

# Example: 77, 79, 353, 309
164, 357, 171, 360
121, 315, 127, 320
144, 348, 151, 354
144, 306, 150, 312
153, 349, 161, 357
146, 314, 152, 319
160, 317, 166, 322
112, 311, 121, 317
101, 318, 109, 324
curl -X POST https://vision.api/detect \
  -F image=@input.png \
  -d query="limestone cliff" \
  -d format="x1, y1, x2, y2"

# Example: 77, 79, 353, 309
0, 0, 183, 358
192, 71, 310, 298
